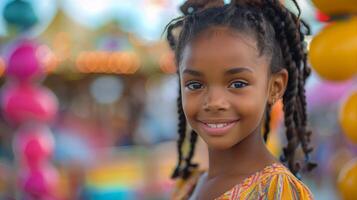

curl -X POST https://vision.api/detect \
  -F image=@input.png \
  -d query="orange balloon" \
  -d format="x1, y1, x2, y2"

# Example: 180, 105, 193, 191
338, 159, 357, 200
270, 100, 283, 130
309, 17, 357, 81
339, 90, 357, 143
266, 130, 281, 157
312, 0, 357, 15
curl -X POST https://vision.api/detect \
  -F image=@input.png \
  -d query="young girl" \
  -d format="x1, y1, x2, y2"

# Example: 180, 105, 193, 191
165, 0, 317, 199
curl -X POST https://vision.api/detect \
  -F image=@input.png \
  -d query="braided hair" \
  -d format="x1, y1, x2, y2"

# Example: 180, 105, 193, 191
166, 0, 316, 180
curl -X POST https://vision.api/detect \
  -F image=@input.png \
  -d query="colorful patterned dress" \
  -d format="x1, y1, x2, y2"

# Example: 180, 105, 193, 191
172, 163, 314, 200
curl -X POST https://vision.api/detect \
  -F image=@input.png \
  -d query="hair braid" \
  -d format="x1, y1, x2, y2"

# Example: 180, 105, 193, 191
264, 104, 272, 143
182, 130, 199, 179
269, 1, 303, 68
266, 0, 316, 172
165, 18, 184, 51
165, 2, 204, 181
171, 85, 188, 179
263, 7, 301, 175
243, 11, 267, 55
165, 17, 189, 179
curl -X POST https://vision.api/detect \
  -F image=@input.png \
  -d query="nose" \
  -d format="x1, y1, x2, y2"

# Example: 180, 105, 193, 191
203, 86, 229, 112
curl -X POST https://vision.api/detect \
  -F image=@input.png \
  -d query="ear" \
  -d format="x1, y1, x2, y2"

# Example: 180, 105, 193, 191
268, 69, 288, 105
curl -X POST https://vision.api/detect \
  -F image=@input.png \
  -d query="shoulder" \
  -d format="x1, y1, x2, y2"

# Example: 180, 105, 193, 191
257, 163, 314, 200
214, 163, 314, 200
171, 170, 205, 200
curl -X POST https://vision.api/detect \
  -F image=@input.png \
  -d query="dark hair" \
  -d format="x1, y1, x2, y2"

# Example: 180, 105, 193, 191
166, 0, 316, 180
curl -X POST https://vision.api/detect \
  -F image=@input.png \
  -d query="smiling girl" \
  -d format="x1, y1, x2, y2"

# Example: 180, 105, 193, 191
165, 0, 316, 199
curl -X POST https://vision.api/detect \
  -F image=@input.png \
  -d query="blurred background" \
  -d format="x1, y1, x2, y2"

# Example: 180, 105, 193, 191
0, 0, 356, 199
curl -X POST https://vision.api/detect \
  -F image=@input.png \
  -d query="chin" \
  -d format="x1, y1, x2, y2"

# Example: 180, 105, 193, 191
203, 137, 239, 150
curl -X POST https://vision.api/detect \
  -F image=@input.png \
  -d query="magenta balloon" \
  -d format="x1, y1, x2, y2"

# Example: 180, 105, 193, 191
6, 41, 44, 82
18, 165, 59, 197
1, 83, 58, 125
13, 125, 54, 168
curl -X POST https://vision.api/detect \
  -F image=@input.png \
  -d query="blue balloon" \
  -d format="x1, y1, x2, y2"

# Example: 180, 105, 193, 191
3, 0, 38, 31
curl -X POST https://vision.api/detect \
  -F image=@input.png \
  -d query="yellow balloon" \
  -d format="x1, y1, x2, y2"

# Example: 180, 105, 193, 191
338, 159, 357, 200
312, 0, 357, 15
266, 130, 281, 158
309, 17, 357, 81
339, 90, 357, 143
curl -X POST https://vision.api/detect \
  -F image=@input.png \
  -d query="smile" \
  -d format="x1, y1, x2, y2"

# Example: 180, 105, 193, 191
206, 123, 231, 128
198, 120, 239, 136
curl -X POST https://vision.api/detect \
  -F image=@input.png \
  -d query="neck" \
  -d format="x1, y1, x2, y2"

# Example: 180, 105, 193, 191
207, 127, 277, 179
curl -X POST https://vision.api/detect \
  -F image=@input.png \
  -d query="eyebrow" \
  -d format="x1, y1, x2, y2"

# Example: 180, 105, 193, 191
182, 69, 203, 77
225, 67, 253, 75
182, 67, 253, 77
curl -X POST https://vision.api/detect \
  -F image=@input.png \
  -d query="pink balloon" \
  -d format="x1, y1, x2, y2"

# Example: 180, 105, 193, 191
18, 164, 59, 199
1, 83, 58, 125
13, 125, 54, 168
307, 80, 355, 109
6, 40, 44, 82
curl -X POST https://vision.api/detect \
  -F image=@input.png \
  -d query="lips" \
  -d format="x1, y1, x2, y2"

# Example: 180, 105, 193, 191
197, 119, 239, 136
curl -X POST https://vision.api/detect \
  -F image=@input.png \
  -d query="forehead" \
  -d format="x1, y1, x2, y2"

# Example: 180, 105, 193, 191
180, 27, 269, 73
192, 26, 258, 51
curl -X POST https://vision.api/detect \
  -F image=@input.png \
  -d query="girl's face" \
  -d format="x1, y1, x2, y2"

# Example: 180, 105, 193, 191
179, 27, 287, 150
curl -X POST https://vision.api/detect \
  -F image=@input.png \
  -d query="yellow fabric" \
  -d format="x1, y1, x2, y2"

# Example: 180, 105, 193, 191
172, 163, 314, 200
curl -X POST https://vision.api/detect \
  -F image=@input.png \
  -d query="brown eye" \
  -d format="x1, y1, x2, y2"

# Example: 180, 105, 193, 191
229, 81, 248, 89
185, 81, 204, 90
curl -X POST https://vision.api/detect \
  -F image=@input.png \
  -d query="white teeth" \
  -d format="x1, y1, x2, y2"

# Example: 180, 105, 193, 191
206, 123, 229, 128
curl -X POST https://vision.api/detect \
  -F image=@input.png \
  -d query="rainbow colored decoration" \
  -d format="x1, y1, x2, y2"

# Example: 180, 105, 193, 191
84, 161, 143, 199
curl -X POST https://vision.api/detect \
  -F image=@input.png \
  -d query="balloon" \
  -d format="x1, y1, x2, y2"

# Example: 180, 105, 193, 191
0, 162, 11, 193
316, 10, 330, 22
309, 17, 357, 81
5, 41, 44, 82
312, 0, 357, 15
339, 90, 357, 143
3, 0, 38, 31
307, 80, 354, 109
266, 130, 281, 157
13, 125, 54, 168
18, 165, 59, 198
270, 100, 283, 130
1, 83, 58, 125
159, 52, 176, 74
338, 159, 357, 200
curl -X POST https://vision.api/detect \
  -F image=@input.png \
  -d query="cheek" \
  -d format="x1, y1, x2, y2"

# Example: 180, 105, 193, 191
182, 91, 199, 119
182, 93, 206, 133
236, 87, 268, 121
